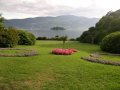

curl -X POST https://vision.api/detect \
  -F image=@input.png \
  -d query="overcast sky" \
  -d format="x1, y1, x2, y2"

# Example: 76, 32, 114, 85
0, 0, 120, 19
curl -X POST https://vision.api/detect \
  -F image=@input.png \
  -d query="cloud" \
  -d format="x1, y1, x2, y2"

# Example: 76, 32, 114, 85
0, 0, 120, 19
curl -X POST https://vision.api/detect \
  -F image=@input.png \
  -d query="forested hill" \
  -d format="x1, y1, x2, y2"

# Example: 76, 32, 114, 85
79, 9, 120, 44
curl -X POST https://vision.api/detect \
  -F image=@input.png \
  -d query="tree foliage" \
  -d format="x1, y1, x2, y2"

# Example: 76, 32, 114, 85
79, 9, 120, 44
0, 15, 19, 48
0, 14, 5, 29
0, 15, 36, 47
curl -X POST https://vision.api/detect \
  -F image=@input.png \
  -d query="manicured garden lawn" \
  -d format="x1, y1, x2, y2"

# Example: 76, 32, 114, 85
0, 41, 120, 90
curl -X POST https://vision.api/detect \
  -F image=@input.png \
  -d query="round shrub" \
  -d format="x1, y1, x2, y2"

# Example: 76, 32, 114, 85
18, 30, 36, 45
0, 27, 19, 48
0, 28, 19, 48
100, 31, 120, 54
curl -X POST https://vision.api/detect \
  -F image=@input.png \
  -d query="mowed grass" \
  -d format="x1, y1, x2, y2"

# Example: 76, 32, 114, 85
0, 49, 28, 54
0, 41, 120, 90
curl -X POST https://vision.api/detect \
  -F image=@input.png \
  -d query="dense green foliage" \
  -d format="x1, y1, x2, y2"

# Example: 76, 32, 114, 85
100, 31, 120, 54
0, 41, 119, 90
0, 28, 19, 48
18, 30, 36, 45
0, 14, 4, 29
36, 36, 68, 41
79, 9, 120, 44
0, 15, 19, 48
0, 15, 36, 47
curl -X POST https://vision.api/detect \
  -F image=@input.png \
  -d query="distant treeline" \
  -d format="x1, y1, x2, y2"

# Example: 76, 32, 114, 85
36, 36, 77, 41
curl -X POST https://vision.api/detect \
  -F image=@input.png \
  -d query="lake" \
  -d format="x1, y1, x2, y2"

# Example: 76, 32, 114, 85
27, 30, 83, 38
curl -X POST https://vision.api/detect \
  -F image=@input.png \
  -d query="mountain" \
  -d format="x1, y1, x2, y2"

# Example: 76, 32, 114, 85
5, 15, 99, 38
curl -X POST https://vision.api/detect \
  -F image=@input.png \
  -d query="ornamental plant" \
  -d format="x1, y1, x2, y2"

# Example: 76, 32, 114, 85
0, 27, 19, 48
100, 31, 120, 54
52, 48, 78, 55
18, 30, 36, 45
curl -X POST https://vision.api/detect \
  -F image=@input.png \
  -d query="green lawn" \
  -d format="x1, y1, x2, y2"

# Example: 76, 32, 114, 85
0, 49, 28, 54
0, 41, 120, 90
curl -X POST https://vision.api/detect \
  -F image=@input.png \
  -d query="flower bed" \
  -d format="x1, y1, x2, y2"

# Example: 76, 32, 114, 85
52, 48, 78, 55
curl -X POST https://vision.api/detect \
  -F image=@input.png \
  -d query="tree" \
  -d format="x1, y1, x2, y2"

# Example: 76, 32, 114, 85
51, 26, 68, 48
61, 35, 68, 48
0, 14, 5, 29
79, 9, 120, 44
0, 27, 19, 48
89, 27, 96, 44
51, 26, 65, 37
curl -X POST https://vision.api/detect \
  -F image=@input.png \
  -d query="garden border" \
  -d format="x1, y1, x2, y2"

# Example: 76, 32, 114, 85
0, 48, 38, 57
81, 53, 120, 66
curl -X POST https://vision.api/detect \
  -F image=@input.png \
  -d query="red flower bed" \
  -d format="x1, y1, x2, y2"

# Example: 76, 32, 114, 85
52, 48, 78, 55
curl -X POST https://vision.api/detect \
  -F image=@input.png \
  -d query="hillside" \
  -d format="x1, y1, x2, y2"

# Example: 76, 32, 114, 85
5, 15, 99, 38
79, 9, 120, 43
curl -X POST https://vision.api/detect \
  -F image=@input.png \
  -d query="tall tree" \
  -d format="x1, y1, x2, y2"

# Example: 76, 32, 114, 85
51, 26, 67, 48
61, 35, 68, 48
79, 9, 120, 44
0, 14, 5, 29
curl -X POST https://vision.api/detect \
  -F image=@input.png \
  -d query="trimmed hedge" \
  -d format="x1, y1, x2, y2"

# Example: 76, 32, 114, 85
18, 30, 36, 45
100, 31, 120, 54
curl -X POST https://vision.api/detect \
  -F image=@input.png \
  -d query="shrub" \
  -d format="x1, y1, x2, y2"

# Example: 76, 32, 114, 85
18, 30, 36, 45
29, 32, 36, 45
100, 31, 120, 54
0, 27, 19, 48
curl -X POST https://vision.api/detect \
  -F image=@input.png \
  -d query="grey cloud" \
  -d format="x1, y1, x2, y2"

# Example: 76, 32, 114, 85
0, 0, 108, 18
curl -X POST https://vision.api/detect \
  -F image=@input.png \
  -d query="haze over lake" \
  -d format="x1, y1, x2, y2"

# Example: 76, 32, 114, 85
5, 15, 99, 38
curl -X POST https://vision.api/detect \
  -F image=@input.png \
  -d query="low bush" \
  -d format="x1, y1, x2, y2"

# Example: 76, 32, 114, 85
18, 30, 36, 45
100, 31, 120, 54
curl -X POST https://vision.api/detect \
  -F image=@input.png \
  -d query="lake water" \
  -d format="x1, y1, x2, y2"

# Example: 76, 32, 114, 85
27, 30, 83, 39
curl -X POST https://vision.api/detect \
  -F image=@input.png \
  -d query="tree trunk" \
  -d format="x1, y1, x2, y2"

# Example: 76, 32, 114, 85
63, 40, 65, 48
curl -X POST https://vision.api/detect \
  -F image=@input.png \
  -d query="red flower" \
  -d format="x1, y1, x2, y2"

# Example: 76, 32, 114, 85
52, 48, 78, 55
